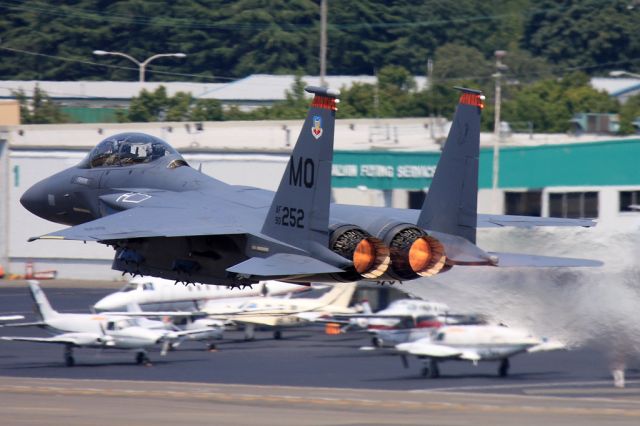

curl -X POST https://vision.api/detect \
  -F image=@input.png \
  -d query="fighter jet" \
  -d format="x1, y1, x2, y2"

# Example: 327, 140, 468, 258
395, 324, 565, 378
1, 281, 213, 366
20, 87, 600, 287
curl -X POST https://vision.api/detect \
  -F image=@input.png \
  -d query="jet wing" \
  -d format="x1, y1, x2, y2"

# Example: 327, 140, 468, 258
227, 253, 345, 276
29, 206, 247, 242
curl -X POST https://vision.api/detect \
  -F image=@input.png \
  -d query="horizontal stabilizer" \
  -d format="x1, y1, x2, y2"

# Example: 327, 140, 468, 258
490, 252, 603, 267
430, 232, 494, 265
227, 253, 345, 277
479, 214, 597, 228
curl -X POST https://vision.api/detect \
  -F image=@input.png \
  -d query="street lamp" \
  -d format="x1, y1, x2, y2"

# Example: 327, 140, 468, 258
93, 50, 186, 82
609, 70, 640, 79
492, 50, 508, 214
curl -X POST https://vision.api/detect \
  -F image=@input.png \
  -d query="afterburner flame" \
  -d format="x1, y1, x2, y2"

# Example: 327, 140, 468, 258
410, 236, 447, 277
357, 237, 391, 279
409, 237, 431, 272
354, 239, 375, 274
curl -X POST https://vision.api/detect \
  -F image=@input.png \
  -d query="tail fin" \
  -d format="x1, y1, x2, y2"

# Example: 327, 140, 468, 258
317, 282, 357, 308
261, 86, 339, 251
27, 281, 59, 321
125, 301, 143, 313
417, 88, 483, 243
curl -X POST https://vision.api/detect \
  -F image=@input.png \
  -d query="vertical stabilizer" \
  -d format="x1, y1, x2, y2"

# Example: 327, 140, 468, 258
27, 281, 59, 321
417, 88, 483, 243
261, 86, 339, 251
317, 282, 357, 308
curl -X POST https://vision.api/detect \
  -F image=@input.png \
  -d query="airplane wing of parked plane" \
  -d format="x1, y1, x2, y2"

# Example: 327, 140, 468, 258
1, 333, 109, 346
396, 341, 480, 361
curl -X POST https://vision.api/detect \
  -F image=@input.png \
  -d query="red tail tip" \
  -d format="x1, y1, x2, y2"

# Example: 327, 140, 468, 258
311, 95, 338, 111
459, 92, 484, 109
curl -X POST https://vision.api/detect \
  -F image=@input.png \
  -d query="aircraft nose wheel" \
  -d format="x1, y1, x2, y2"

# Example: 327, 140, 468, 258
372, 337, 383, 348
273, 330, 282, 340
498, 358, 510, 377
136, 351, 151, 366
64, 346, 75, 367
421, 360, 440, 378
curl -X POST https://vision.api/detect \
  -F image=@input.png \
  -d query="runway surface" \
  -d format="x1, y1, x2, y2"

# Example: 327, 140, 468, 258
0, 282, 638, 425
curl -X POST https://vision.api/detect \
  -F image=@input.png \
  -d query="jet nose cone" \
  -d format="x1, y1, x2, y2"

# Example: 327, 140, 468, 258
20, 181, 48, 218
94, 294, 123, 312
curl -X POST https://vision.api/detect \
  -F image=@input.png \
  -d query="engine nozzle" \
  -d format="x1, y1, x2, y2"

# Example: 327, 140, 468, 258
330, 225, 390, 279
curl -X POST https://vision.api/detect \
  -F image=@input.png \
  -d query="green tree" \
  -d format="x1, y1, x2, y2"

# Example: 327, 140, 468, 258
523, 0, 640, 73
190, 99, 224, 121
13, 85, 69, 124
502, 73, 620, 133
619, 94, 640, 135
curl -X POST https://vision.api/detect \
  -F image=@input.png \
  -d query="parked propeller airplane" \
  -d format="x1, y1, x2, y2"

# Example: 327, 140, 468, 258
20, 86, 600, 287
108, 282, 359, 340
394, 324, 565, 378
1, 282, 215, 366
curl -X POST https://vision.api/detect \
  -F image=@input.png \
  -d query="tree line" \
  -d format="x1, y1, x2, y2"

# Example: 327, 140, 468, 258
16, 66, 640, 135
1, 1, 638, 81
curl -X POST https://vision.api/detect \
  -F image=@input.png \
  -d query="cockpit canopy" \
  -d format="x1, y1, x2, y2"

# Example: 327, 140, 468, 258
84, 133, 182, 168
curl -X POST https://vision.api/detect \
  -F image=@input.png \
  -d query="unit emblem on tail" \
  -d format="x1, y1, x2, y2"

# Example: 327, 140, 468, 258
312, 115, 323, 139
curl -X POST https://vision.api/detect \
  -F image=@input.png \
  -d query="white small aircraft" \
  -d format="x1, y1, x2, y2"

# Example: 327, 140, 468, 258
94, 277, 308, 311
348, 298, 451, 331
116, 282, 359, 340
394, 324, 565, 378
1, 281, 213, 366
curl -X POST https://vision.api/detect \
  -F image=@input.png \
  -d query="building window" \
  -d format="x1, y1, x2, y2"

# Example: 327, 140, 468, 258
408, 191, 426, 209
619, 190, 640, 212
504, 190, 542, 216
549, 192, 598, 218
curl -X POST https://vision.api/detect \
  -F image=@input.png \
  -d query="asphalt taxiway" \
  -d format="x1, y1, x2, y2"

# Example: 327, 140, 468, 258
0, 281, 638, 425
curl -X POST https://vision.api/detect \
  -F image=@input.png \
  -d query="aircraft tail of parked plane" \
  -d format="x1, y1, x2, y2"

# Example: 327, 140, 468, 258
315, 282, 357, 309
28, 280, 60, 321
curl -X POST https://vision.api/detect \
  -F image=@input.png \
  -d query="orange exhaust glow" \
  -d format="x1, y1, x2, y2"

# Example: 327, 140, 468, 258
353, 239, 376, 274
408, 237, 432, 272
409, 236, 447, 277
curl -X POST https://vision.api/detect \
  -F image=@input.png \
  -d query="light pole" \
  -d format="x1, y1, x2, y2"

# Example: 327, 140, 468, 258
609, 70, 640, 79
319, 0, 327, 88
492, 50, 507, 214
93, 50, 186, 82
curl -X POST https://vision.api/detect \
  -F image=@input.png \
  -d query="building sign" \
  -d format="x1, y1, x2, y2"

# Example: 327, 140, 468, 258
332, 150, 441, 190
332, 139, 640, 191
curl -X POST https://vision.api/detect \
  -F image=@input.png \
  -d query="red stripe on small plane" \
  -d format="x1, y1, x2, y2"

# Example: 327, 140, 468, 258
311, 95, 338, 111
459, 93, 484, 109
